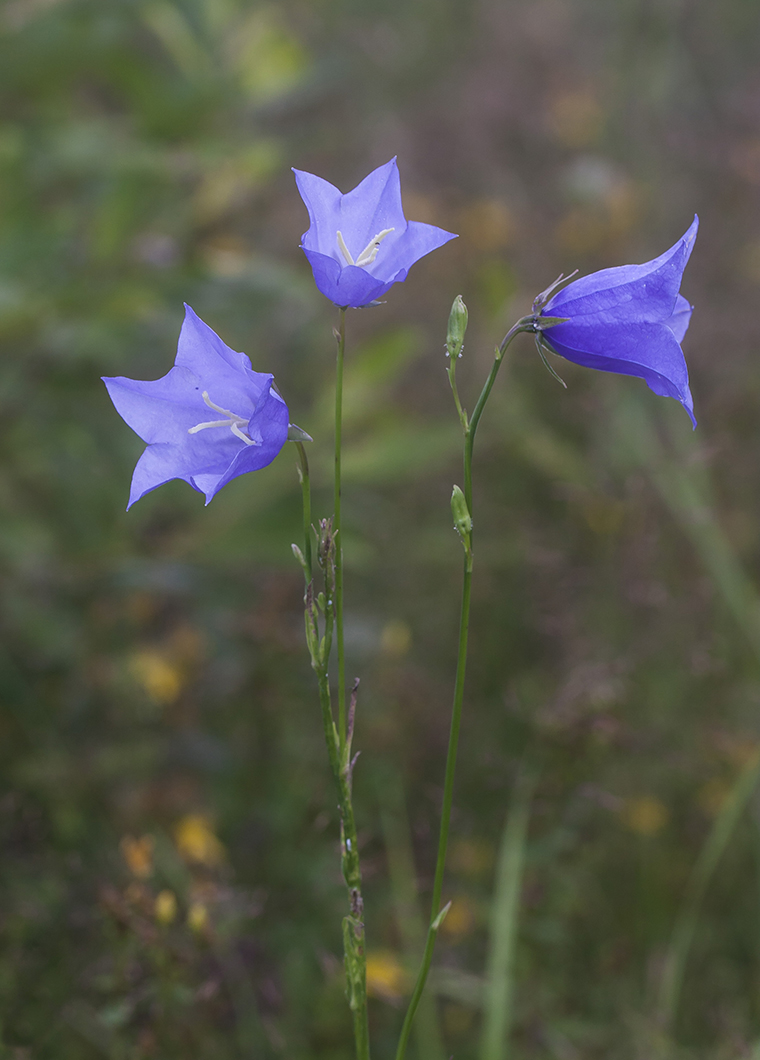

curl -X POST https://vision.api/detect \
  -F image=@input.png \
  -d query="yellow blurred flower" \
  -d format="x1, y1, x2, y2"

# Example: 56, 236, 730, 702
154, 889, 178, 925
581, 494, 625, 536
365, 950, 408, 1002
380, 620, 412, 658
443, 1001, 476, 1036
621, 796, 669, 837
174, 814, 225, 867
440, 896, 476, 940
188, 901, 209, 932
120, 834, 154, 879
130, 650, 183, 705
448, 838, 494, 880
459, 198, 514, 253
698, 778, 731, 818
547, 89, 604, 148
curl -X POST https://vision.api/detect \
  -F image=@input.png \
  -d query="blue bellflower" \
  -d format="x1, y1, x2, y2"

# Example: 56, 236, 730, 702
539, 216, 699, 426
103, 305, 290, 507
293, 157, 457, 308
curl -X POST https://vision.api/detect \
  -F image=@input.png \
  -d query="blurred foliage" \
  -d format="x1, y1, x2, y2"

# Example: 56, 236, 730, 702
2, 0, 760, 1057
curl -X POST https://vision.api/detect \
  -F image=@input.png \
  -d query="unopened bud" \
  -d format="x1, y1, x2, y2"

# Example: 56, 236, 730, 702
446, 295, 468, 359
451, 485, 472, 541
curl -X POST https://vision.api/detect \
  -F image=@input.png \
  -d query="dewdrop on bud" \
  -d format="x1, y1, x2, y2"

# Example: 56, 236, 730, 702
446, 295, 468, 359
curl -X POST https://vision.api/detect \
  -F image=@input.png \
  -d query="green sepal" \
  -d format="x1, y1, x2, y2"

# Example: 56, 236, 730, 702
535, 315, 569, 330
535, 334, 567, 389
288, 423, 313, 443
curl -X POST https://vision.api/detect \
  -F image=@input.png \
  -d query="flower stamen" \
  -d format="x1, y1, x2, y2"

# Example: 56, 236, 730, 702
336, 231, 355, 266
336, 228, 395, 268
355, 228, 395, 267
188, 391, 257, 446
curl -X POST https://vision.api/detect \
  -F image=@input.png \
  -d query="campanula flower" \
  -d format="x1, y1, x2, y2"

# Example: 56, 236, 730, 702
538, 216, 699, 426
293, 157, 457, 308
103, 305, 290, 507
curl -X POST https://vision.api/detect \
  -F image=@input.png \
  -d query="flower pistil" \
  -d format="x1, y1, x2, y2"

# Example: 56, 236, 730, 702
336, 227, 395, 268
188, 391, 258, 447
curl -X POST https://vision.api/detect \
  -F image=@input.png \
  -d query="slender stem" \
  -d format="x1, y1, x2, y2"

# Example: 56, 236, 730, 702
467, 317, 535, 456
447, 352, 468, 432
395, 563, 471, 1060
396, 317, 534, 1060
295, 441, 312, 581
329, 310, 370, 1057
307, 519, 369, 1059
335, 307, 347, 749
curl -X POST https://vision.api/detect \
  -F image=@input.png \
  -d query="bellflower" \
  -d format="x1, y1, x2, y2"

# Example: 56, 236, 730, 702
293, 157, 457, 308
538, 216, 699, 426
103, 305, 290, 508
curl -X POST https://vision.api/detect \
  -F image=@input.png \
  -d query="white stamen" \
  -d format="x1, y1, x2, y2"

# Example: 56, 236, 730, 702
336, 228, 395, 269
230, 422, 254, 445
354, 228, 395, 267
336, 230, 354, 266
188, 418, 232, 432
188, 390, 257, 446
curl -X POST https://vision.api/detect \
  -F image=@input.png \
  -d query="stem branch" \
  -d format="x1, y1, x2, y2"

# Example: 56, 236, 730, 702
395, 318, 533, 1060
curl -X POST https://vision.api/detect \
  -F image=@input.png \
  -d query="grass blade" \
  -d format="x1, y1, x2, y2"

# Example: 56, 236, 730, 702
658, 751, 760, 1034
480, 770, 535, 1060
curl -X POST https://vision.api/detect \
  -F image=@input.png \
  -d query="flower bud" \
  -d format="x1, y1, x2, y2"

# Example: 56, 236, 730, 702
451, 485, 472, 541
446, 296, 468, 359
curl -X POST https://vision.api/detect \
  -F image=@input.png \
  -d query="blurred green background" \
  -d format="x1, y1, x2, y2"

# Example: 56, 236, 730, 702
2, 0, 760, 1056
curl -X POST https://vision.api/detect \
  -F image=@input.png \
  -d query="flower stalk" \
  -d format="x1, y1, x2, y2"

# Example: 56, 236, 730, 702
296, 311, 370, 1060
334, 307, 347, 748
301, 518, 370, 1059
395, 306, 536, 1060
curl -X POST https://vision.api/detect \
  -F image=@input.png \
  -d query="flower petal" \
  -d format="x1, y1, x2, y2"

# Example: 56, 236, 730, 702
544, 216, 699, 324
176, 304, 269, 410
334, 158, 407, 252
293, 168, 344, 255
127, 442, 211, 508
363, 220, 457, 281
196, 386, 290, 503
544, 321, 696, 427
295, 159, 407, 262
665, 293, 693, 343
103, 367, 209, 445
302, 248, 399, 307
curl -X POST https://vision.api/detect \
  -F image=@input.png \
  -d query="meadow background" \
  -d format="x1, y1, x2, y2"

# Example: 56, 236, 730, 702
2, 0, 760, 1056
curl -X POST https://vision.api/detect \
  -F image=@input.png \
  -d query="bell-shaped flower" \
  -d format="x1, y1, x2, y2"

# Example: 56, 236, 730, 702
293, 157, 457, 308
539, 216, 699, 426
103, 305, 290, 507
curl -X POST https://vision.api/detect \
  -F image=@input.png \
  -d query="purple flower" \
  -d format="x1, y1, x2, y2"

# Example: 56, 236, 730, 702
539, 216, 699, 426
103, 305, 290, 508
293, 157, 457, 308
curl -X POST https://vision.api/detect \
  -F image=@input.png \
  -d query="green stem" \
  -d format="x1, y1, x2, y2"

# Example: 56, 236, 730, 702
295, 441, 312, 581
335, 308, 347, 749
309, 522, 369, 1059
327, 310, 369, 1058
395, 317, 534, 1060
